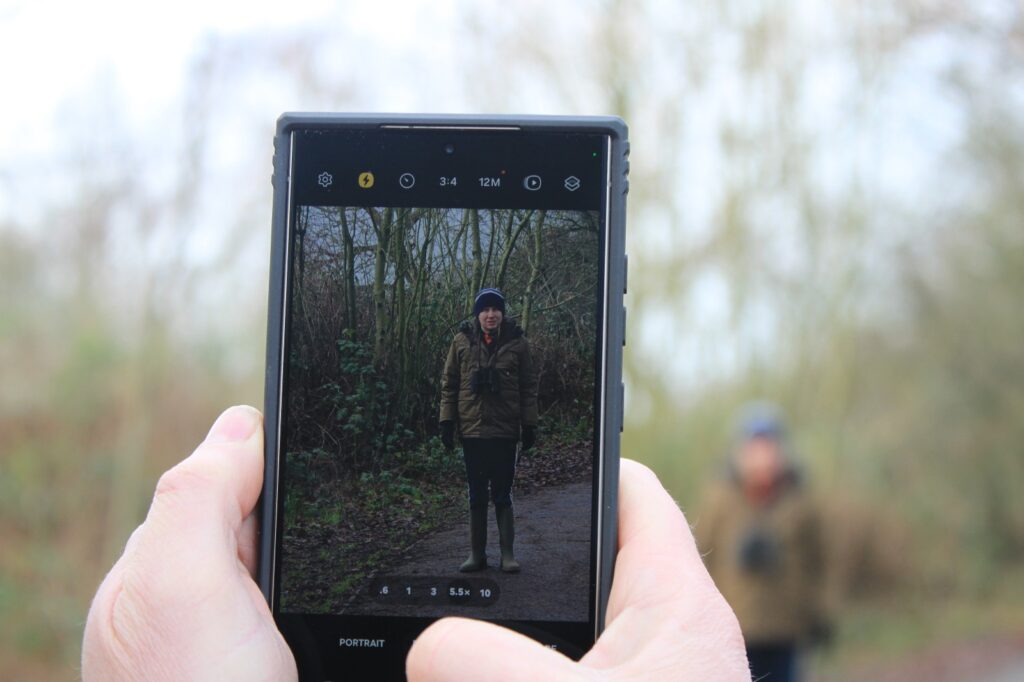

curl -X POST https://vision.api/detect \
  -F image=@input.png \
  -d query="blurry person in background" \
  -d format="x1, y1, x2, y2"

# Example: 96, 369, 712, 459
696, 403, 832, 682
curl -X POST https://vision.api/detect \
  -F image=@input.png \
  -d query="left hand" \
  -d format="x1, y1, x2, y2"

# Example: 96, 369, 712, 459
808, 618, 834, 649
82, 406, 297, 681
521, 425, 537, 451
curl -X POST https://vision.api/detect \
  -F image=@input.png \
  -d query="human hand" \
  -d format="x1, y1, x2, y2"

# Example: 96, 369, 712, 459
520, 425, 537, 451
407, 459, 750, 681
440, 420, 455, 451
808, 618, 834, 649
82, 406, 297, 681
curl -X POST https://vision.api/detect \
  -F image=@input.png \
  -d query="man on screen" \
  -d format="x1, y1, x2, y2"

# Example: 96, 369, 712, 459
439, 287, 539, 574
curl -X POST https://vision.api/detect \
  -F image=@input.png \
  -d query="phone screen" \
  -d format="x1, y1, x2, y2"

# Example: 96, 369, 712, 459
269, 125, 614, 676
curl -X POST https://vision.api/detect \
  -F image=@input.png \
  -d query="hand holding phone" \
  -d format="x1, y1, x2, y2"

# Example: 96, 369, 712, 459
407, 459, 749, 681
83, 115, 748, 681
82, 409, 748, 681
82, 406, 298, 682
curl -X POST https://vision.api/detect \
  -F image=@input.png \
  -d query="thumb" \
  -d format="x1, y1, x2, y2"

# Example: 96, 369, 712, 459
131, 404, 265, 600
407, 618, 586, 681
84, 406, 295, 681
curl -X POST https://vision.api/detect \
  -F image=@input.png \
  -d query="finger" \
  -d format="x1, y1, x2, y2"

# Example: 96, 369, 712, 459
238, 512, 259, 579
583, 459, 747, 677
82, 551, 133, 678
607, 459, 709, 614
122, 524, 144, 555
125, 405, 265, 606
84, 406, 298, 681
407, 618, 584, 682
616, 459, 701, 557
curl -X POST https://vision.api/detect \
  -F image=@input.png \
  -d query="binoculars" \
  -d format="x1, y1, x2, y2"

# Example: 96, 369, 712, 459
470, 367, 502, 395
737, 527, 781, 575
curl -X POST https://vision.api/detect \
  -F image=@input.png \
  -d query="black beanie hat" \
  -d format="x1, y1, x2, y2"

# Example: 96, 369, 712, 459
473, 287, 506, 316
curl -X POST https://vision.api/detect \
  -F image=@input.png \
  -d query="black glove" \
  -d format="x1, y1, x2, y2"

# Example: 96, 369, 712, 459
808, 619, 834, 649
440, 421, 455, 451
521, 425, 537, 451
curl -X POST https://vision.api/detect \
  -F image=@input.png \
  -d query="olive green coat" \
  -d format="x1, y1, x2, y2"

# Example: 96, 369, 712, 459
695, 471, 830, 645
439, 319, 538, 439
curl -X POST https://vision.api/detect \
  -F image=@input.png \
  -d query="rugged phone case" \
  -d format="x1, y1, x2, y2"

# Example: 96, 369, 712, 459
259, 113, 629, 639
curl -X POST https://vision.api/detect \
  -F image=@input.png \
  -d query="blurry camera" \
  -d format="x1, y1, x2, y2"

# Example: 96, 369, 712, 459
470, 367, 501, 395
444, 143, 455, 155
737, 526, 781, 575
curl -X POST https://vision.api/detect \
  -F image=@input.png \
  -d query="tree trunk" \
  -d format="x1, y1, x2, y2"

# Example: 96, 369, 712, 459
339, 207, 357, 332
521, 210, 546, 335
395, 208, 410, 391
481, 209, 502, 288
496, 209, 534, 292
370, 207, 392, 369
469, 208, 482, 311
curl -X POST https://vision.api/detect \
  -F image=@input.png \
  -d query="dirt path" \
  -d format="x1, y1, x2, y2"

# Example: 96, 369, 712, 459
815, 635, 1024, 682
984, 657, 1024, 682
343, 480, 592, 622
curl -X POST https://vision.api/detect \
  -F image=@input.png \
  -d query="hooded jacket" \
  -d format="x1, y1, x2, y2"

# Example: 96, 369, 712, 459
439, 318, 538, 440
695, 460, 831, 645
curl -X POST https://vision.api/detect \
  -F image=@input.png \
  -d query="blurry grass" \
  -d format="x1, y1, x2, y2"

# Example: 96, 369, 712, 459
0, 301, 263, 680
811, 566, 1024, 674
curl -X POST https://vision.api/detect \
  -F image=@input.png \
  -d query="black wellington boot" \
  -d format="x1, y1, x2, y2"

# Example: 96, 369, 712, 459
495, 505, 521, 573
459, 506, 488, 572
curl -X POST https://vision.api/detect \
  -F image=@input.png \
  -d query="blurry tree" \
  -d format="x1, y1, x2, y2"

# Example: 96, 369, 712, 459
0, 46, 271, 675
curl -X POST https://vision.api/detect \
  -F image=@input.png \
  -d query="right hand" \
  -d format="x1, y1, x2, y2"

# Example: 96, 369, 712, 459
407, 459, 750, 681
808, 618, 834, 649
440, 421, 455, 451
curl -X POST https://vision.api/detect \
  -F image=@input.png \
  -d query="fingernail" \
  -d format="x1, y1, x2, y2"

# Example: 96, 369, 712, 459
206, 405, 262, 443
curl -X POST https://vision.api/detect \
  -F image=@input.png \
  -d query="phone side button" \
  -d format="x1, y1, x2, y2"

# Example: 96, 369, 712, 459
623, 254, 628, 295
620, 382, 625, 433
622, 306, 626, 347
271, 137, 279, 186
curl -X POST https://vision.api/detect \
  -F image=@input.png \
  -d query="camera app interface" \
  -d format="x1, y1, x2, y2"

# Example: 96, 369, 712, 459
276, 129, 607, 628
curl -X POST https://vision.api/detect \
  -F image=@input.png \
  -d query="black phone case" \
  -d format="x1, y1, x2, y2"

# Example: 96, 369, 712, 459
259, 112, 628, 643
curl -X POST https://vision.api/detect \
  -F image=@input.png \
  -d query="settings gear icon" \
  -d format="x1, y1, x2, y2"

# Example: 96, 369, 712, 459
317, 171, 333, 188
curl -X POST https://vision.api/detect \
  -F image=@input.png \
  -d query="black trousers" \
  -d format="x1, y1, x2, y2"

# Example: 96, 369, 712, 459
746, 643, 798, 682
461, 438, 517, 510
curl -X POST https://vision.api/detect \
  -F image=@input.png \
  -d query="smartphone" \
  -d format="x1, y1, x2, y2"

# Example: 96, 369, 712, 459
260, 113, 628, 679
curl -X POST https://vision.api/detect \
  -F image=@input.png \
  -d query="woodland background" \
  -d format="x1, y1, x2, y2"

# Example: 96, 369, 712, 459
2, 1, 1023, 679
280, 205, 598, 612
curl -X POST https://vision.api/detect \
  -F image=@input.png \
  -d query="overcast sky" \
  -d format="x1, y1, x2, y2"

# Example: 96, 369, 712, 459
1, 0, 1005, 402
